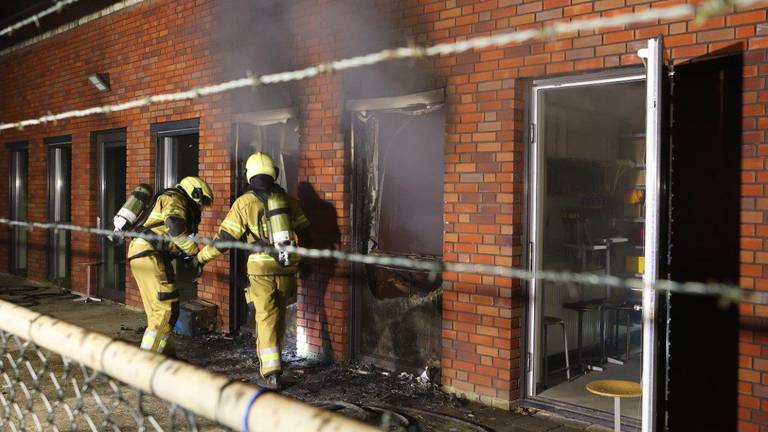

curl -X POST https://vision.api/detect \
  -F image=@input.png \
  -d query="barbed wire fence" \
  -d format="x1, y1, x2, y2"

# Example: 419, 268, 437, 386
0, 0, 82, 38
0, 218, 764, 306
0, 299, 376, 432
0, 0, 766, 430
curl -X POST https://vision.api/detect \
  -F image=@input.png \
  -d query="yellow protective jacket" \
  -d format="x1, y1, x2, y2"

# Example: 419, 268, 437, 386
197, 192, 310, 275
127, 190, 199, 259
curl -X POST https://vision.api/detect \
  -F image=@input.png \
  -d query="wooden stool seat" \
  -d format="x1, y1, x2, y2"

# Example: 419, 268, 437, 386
586, 380, 641, 398
586, 380, 641, 432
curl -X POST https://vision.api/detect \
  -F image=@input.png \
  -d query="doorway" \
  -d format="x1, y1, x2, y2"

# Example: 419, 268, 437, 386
230, 109, 300, 334
97, 130, 127, 302
664, 52, 742, 432
46, 136, 72, 286
7, 142, 28, 276
348, 90, 446, 370
527, 38, 665, 431
152, 119, 200, 301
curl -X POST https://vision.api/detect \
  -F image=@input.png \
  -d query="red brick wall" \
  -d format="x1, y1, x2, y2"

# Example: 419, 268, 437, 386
738, 46, 768, 432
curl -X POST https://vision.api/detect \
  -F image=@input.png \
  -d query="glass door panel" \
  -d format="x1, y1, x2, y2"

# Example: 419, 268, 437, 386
48, 144, 71, 284
9, 148, 28, 275
98, 131, 127, 301
155, 127, 200, 301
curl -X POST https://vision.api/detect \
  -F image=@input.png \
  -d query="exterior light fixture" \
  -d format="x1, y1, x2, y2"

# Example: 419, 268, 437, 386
88, 73, 110, 92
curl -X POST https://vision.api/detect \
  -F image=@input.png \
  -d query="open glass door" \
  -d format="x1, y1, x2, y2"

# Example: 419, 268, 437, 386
527, 38, 664, 431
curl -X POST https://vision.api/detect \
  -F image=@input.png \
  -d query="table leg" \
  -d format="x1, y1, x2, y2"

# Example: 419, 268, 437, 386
577, 310, 584, 368
614, 396, 621, 432
600, 304, 606, 364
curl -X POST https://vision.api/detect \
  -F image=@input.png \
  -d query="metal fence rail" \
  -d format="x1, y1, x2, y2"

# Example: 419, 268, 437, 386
0, 299, 376, 432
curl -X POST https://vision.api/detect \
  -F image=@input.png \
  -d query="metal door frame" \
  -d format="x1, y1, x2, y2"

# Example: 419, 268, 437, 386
96, 129, 127, 302
6, 141, 28, 276
526, 39, 663, 431
45, 135, 72, 284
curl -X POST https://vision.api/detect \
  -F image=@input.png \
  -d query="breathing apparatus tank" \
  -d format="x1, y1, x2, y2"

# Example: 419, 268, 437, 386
265, 192, 295, 267
111, 184, 153, 241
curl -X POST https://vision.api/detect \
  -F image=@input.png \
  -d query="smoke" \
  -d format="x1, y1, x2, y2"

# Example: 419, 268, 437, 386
215, 0, 439, 110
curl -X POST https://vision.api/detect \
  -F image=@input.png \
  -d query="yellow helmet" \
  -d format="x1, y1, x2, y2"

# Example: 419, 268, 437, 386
246, 152, 277, 181
177, 176, 213, 207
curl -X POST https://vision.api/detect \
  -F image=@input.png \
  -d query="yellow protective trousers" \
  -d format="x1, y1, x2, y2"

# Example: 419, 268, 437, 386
247, 274, 297, 377
129, 254, 180, 354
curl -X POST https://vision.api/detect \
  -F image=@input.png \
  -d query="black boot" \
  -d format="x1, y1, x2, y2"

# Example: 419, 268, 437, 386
260, 373, 282, 391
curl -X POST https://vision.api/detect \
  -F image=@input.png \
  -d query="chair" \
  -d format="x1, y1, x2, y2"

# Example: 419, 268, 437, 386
542, 316, 571, 387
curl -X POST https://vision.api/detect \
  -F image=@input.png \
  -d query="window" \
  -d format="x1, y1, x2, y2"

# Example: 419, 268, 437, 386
46, 136, 72, 284
7, 142, 28, 276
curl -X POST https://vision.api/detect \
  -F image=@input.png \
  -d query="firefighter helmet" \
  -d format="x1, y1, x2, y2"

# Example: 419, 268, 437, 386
246, 152, 277, 182
177, 176, 214, 207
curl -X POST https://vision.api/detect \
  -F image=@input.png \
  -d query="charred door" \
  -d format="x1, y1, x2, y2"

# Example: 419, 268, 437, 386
350, 92, 445, 371
665, 52, 742, 432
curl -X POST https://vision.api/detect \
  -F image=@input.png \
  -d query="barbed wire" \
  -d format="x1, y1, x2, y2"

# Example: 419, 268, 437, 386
0, 0, 81, 38
0, 218, 763, 305
0, 0, 764, 131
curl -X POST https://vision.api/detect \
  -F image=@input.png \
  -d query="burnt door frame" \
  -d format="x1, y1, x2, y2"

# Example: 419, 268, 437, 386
96, 129, 127, 303
7, 141, 28, 276
45, 135, 72, 286
347, 89, 446, 368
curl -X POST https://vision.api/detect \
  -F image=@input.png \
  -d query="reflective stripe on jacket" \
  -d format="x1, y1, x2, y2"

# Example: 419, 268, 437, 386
128, 192, 198, 258
197, 192, 309, 275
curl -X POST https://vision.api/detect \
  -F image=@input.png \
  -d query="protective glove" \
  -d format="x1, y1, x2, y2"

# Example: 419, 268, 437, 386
183, 254, 204, 279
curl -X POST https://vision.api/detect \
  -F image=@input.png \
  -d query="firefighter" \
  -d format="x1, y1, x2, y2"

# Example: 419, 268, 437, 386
196, 152, 310, 390
127, 176, 213, 355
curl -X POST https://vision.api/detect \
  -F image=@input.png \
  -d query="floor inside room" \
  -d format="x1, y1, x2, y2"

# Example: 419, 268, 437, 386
539, 356, 642, 419
0, 273, 616, 432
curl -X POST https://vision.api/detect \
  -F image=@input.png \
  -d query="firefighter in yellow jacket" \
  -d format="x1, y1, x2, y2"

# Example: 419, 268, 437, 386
197, 152, 310, 390
127, 177, 213, 355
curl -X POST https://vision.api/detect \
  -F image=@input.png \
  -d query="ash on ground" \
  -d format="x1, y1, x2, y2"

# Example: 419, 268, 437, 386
175, 333, 603, 432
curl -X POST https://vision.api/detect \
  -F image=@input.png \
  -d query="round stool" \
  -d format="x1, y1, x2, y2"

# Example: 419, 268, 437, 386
586, 380, 641, 432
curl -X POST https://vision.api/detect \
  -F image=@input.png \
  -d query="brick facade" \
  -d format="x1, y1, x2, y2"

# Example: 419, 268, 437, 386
0, 0, 766, 429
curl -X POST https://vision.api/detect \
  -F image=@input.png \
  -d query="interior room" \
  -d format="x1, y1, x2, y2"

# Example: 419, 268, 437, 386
532, 78, 646, 420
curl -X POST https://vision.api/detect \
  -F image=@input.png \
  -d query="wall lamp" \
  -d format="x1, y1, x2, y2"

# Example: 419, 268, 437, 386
88, 73, 110, 92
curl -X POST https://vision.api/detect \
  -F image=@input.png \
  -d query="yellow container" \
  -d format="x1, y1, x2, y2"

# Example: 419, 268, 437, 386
626, 256, 645, 274
624, 189, 644, 204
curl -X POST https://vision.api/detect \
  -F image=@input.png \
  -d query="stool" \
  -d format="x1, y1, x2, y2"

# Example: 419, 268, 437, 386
542, 316, 571, 387
563, 300, 606, 373
586, 380, 641, 432
611, 301, 642, 362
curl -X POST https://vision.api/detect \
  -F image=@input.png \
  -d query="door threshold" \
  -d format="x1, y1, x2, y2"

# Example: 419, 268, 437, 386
521, 397, 641, 432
